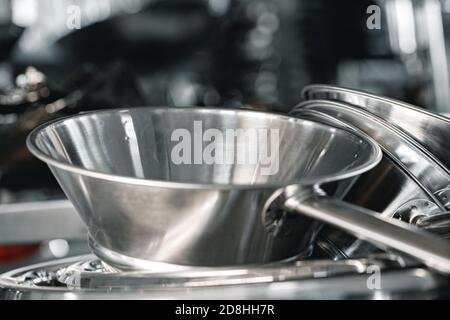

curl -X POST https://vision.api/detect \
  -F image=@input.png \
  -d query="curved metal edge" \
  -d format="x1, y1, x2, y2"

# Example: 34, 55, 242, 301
88, 235, 303, 272
290, 107, 447, 211
301, 84, 450, 124
26, 106, 382, 190
292, 100, 450, 209
301, 85, 450, 177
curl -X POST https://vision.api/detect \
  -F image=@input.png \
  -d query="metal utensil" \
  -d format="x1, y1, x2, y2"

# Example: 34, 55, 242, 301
27, 107, 450, 273
416, 212, 450, 239
291, 100, 450, 209
291, 100, 450, 259
27, 107, 374, 268
0, 255, 444, 300
57, 254, 411, 290
302, 84, 450, 174
289, 108, 445, 258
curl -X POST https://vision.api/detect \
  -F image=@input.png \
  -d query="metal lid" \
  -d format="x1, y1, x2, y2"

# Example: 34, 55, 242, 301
302, 84, 450, 172
291, 100, 450, 210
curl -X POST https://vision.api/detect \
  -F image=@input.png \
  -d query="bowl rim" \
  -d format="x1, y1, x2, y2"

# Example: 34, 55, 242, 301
26, 106, 382, 190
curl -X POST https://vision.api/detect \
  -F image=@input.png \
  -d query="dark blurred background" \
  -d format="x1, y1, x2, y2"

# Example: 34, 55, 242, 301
1, 0, 450, 204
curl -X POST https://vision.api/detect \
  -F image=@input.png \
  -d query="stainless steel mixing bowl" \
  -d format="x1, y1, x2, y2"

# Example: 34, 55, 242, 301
26, 107, 375, 268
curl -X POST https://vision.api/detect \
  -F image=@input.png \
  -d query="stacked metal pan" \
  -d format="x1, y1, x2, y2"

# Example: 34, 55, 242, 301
291, 85, 450, 258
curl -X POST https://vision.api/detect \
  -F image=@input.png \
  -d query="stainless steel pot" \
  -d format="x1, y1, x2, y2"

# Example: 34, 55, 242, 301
292, 100, 450, 209
289, 108, 445, 258
299, 86, 450, 258
302, 84, 450, 173
27, 107, 450, 272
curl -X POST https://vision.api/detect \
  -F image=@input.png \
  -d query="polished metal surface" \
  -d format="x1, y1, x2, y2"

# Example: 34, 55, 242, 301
292, 100, 450, 209
302, 84, 450, 171
288, 109, 445, 258
285, 195, 450, 273
289, 109, 443, 218
0, 200, 85, 244
27, 107, 380, 268
416, 212, 450, 239
27, 107, 450, 273
289, 103, 450, 272
1, 254, 446, 300
54, 256, 377, 289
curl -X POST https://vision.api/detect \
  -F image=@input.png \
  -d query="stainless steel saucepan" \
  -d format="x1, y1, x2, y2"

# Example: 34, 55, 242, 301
302, 84, 450, 172
289, 107, 446, 258
291, 100, 450, 209
298, 86, 450, 258
26, 107, 450, 272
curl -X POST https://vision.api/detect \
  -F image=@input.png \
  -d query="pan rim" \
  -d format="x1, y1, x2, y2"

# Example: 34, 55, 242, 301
26, 106, 382, 190
301, 83, 450, 123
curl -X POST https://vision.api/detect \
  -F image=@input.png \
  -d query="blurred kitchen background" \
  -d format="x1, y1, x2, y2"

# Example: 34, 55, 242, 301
1, 0, 450, 266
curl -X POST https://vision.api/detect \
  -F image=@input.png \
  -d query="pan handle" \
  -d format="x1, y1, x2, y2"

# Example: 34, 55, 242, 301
284, 194, 450, 274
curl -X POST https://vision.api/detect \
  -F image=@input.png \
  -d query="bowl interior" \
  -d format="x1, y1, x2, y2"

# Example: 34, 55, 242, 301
29, 107, 379, 187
